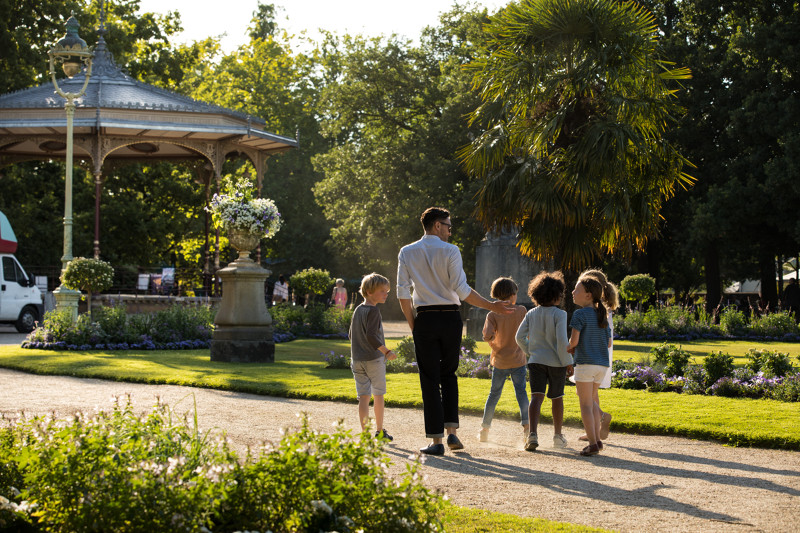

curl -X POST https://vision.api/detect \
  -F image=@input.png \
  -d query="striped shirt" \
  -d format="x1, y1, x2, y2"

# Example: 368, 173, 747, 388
570, 307, 611, 366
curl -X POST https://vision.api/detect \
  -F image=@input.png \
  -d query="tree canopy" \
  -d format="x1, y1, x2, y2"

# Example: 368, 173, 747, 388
1, 0, 797, 307
460, 0, 693, 272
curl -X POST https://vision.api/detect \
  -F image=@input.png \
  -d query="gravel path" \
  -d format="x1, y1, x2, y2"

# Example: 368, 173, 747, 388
1, 368, 799, 532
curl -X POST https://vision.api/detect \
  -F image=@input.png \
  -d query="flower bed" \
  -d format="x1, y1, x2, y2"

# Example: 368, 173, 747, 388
270, 302, 352, 341
614, 305, 800, 342
610, 344, 800, 402
21, 304, 214, 351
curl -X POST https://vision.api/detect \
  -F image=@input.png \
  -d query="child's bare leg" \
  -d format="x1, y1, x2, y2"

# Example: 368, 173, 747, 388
580, 388, 606, 440
529, 393, 545, 435
592, 388, 602, 439
358, 395, 371, 431
576, 381, 598, 444
551, 396, 564, 435
373, 394, 385, 432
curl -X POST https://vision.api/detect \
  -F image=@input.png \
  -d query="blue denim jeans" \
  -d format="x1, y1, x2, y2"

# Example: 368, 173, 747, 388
481, 365, 530, 428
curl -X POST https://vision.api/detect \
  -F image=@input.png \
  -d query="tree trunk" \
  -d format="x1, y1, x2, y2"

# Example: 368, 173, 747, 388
759, 249, 778, 310
704, 243, 721, 315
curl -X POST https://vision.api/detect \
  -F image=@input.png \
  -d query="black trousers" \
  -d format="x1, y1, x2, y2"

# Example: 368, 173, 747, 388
413, 308, 463, 438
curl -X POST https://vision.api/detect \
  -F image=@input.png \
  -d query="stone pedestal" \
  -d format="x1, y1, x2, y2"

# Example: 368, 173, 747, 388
210, 254, 274, 363
53, 286, 81, 322
466, 229, 550, 339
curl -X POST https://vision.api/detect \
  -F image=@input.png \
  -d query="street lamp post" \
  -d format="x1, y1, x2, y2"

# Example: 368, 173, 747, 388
48, 14, 93, 320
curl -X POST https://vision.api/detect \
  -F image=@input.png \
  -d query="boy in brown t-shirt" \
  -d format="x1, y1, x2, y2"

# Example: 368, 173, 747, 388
479, 277, 529, 443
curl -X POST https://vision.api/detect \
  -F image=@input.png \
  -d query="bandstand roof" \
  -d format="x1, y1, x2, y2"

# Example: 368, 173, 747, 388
0, 32, 298, 176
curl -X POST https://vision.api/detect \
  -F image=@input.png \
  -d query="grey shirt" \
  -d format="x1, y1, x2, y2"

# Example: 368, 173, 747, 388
349, 303, 385, 361
515, 305, 573, 368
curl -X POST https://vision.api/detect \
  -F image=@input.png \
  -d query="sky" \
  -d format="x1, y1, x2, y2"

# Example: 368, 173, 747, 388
137, 0, 509, 52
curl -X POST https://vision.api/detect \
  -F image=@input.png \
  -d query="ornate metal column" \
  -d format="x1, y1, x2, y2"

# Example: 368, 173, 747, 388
48, 14, 94, 320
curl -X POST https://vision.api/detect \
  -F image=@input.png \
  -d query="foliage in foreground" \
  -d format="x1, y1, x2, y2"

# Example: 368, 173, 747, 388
22, 304, 215, 351
0, 400, 442, 532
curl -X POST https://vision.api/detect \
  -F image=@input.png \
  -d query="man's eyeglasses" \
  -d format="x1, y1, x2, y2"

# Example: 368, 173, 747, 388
439, 222, 452, 232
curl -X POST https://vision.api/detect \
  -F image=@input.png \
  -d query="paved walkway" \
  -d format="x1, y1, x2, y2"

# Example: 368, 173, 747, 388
1, 368, 798, 532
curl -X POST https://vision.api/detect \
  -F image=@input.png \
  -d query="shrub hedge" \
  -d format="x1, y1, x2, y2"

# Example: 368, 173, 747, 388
0, 400, 442, 532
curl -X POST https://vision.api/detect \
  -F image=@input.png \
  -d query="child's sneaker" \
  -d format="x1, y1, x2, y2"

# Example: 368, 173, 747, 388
478, 428, 490, 442
375, 429, 393, 441
553, 434, 568, 448
524, 433, 539, 452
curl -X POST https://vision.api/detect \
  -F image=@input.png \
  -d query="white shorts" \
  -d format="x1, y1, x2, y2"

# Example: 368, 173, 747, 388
573, 364, 609, 384
351, 357, 387, 396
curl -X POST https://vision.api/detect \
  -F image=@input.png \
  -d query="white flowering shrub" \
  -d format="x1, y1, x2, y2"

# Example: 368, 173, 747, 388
0, 403, 443, 532
208, 178, 281, 238
61, 257, 114, 294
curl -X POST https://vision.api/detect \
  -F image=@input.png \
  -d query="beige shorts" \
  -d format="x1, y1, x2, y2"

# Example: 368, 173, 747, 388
573, 364, 609, 384
351, 357, 387, 396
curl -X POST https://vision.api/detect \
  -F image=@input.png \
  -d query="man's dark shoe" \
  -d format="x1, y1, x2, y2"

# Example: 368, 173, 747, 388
446, 434, 464, 450
375, 429, 394, 442
420, 443, 445, 455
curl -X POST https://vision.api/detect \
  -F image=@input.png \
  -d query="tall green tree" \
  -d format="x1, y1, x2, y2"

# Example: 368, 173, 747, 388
184, 3, 334, 277
312, 5, 491, 280
643, 0, 800, 310
460, 0, 693, 276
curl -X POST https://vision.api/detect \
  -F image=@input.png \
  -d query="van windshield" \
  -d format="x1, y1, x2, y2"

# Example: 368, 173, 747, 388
2, 256, 26, 284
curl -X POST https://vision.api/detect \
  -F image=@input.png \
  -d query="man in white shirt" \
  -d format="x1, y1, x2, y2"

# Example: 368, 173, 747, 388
397, 207, 513, 455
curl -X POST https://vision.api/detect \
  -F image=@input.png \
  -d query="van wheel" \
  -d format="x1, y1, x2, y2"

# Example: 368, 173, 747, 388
15, 306, 38, 333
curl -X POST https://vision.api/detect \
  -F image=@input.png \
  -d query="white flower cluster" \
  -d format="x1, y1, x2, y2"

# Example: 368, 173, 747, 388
0, 493, 36, 514
209, 193, 282, 238
62, 257, 114, 293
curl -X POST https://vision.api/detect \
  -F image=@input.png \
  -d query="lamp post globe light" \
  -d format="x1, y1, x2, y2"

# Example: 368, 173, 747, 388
48, 13, 93, 320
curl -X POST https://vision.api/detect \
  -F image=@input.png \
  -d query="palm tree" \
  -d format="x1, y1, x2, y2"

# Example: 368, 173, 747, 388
460, 0, 693, 272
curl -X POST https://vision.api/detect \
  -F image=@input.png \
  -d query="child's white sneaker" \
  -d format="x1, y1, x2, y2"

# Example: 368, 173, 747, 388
524, 433, 539, 451
478, 428, 490, 442
553, 434, 568, 448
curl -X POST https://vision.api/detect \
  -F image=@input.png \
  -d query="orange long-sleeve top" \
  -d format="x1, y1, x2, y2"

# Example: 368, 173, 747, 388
482, 305, 527, 369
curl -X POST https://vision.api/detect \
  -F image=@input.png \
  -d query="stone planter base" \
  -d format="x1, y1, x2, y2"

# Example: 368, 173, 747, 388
211, 325, 274, 362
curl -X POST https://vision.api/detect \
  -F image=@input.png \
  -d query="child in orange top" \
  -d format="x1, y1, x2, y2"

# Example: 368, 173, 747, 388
478, 277, 529, 443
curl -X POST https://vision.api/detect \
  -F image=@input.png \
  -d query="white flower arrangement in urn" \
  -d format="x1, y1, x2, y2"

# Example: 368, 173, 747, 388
208, 177, 282, 260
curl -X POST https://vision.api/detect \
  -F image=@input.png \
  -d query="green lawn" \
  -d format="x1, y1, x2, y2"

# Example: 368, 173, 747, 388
1, 338, 798, 450
611, 339, 800, 366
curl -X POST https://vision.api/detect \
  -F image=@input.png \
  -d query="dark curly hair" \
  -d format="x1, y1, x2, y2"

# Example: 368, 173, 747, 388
528, 271, 565, 306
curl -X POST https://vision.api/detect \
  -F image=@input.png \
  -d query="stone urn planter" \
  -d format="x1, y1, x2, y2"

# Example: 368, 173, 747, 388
210, 230, 274, 363
207, 184, 282, 363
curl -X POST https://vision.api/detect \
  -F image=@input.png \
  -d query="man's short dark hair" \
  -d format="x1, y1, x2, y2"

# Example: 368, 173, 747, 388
421, 207, 450, 230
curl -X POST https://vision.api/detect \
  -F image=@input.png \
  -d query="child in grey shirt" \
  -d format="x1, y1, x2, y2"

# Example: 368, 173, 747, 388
349, 273, 397, 440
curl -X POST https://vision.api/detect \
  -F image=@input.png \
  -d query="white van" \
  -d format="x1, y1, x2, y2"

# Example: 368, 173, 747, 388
0, 210, 44, 332
0, 254, 44, 332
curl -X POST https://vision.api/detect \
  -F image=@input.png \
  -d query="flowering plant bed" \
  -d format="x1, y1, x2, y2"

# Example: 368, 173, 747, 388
611, 344, 800, 402
614, 305, 800, 342
0, 401, 442, 532
21, 304, 213, 351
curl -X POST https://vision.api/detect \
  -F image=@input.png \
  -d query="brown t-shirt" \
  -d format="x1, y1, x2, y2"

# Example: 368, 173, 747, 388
482, 305, 527, 369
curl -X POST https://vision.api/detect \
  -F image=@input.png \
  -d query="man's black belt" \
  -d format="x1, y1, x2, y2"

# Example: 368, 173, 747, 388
416, 305, 460, 313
